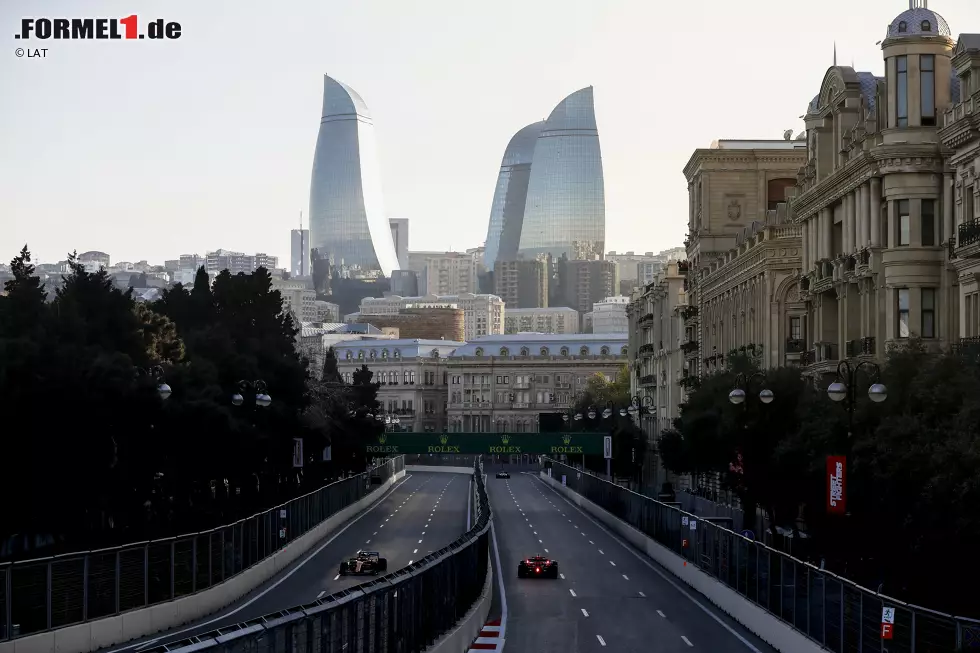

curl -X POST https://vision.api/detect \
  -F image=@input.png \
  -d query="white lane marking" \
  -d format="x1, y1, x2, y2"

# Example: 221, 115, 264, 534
639, 591, 647, 598
114, 473, 415, 653
317, 590, 326, 599
569, 589, 577, 597
490, 519, 509, 640
682, 635, 694, 647
422, 531, 426, 535
622, 574, 629, 580
597, 635, 607, 646
581, 608, 589, 617
609, 561, 616, 567
538, 539, 543, 543
533, 531, 538, 535
408, 559, 413, 564
657, 609, 666, 617
559, 573, 565, 579
534, 474, 765, 653
413, 548, 418, 554
544, 548, 549, 553
332, 575, 340, 581
598, 549, 604, 554
589, 540, 594, 544
373, 532, 377, 535
418, 539, 423, 543
366, 540, 371, 544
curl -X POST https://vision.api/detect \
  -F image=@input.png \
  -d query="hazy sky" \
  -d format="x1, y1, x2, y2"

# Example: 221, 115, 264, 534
1, 0, 975, 266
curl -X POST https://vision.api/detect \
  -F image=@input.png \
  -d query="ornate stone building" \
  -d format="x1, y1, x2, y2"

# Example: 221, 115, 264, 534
683, 139, 808, 377
795, 1, 972, 376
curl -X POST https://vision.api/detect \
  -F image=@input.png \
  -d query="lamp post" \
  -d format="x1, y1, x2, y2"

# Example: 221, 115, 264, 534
231, 380, 272, 407
826, 360, 887, 437
726, 372, 772, 497
136, 365, 173, 400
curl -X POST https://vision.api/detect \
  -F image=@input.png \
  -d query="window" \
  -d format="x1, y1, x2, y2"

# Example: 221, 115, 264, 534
579, 346, 589, 356
898, 200, 910, 246
898, 20, 907, 33
921, 199, 936, 246
500, 347, 509, 356
381, 349, 388, 359
474, 347, 483, 356
560, 347, 569, 356
540, 347, 549, 356
898, 289, 910, 338
393, 349, 400, 359
921, 55, 935, 125
921, 19, 931, 31
896, 55, 908, 127
621, 346, 628, 355
519, 347, 530, 356
922, 288, 936, 338
600, 346, 610, 355
790, 316, 802, 340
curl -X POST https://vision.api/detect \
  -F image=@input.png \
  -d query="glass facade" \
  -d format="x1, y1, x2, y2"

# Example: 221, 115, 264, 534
483, 121, 544, 271
518, 86, 605, 260
309, 75, 399, 276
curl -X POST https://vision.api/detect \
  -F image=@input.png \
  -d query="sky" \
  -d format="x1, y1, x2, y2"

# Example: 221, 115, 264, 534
1, 0, 975, 267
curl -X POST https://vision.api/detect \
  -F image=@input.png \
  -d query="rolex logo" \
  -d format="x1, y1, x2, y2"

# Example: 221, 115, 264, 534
501, 434, 510, 445
562, 433, 572, 445
440, 434, 449, 445
378, 433, 387, 445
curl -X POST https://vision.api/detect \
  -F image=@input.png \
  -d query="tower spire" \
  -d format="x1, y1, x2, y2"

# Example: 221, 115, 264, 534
833, 41, 837, 67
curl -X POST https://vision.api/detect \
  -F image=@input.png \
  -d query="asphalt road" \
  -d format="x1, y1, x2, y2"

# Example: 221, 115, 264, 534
109, 471, 471, 652
486, 472, 779, 653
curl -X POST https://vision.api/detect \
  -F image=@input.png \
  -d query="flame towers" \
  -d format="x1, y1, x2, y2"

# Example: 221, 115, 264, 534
308, 74, 399, 276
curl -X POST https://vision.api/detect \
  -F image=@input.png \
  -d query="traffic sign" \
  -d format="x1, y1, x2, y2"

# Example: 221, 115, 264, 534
603, 436, 612, 459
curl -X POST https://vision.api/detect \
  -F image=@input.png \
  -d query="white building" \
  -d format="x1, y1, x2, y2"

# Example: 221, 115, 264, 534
503, 307, 579, 334
272, 278, 317, 323
407, 250, 480, 295
445, 333, 629, 433
334, 339, 464, 433
314, 300, 341, 323
359, 292, 504, 340
586, 296, 630, 334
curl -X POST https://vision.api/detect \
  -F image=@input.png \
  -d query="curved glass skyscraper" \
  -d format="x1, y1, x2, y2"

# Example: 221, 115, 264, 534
483, 121, 545, 271
309, 74, 399, 276
518, 86, 605, 260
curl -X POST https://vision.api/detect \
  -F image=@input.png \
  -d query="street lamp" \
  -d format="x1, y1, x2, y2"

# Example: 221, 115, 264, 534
728, 371, 772, 405
827, 360, 887, 436
376, 412, 401, 431
137, 365, 172, 400
232, 380, 272, 407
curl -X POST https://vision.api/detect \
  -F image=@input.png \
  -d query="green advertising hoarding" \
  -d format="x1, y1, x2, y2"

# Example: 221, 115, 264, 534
365, 432, 603, 456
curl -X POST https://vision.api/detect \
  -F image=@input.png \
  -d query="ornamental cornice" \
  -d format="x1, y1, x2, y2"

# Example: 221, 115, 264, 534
793, 155, 875, 220
700, 242, 801, 300
684, 150, 807, 178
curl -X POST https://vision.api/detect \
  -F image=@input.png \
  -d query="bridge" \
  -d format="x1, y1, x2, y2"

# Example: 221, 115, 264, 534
366, 431, 605, 455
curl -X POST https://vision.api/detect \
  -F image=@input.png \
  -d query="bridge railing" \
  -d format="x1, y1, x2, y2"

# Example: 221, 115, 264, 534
143, 457, 493, 653
542, 458, 980, 653
0, 457, 405, 642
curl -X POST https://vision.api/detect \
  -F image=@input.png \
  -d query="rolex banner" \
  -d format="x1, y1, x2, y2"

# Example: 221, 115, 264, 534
365, 432, 605, 455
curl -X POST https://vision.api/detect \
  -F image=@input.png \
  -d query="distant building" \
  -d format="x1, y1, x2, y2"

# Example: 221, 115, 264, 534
553, 258, 618, 317
359, 292, 504, 340
586, 296, 630, 334
180, 250, 278, 276
407, 250, 479, 295
77, 251, 110, 271
607, 247, 686, 290
503, 307, 579, 334
314, 300, 340, 323
272, 277, 316, 323
389, 269, 420, 296
291, 228, 310, 277
388, 218, 410, 270
494, 258, 548, 308
354, 307, 465, 341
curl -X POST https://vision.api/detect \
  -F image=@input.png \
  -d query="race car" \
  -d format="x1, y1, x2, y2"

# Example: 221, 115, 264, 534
517, 554, 559, 578
338, 551, 388, 576
496, 471, 510, 479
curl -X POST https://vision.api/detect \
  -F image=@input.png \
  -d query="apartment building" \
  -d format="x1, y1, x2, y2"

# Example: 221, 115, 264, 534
444, 334, 628, 433
359, 292, 504, 340
354, 307, 466, 341
407, 250, 479, 295
494, 258, 549, 308
333, 339, 464, 433
553, 258, 618, 316
503, 307, 579, 334
205, 249, 278, 275
271, 277, 317, 323
586, 296, 630, 334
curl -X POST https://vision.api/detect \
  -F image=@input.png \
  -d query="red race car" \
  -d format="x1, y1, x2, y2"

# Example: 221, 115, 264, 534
517, 554, 559, 579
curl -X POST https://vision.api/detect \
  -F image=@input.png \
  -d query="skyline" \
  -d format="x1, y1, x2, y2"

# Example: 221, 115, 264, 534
2, 0, 977, 266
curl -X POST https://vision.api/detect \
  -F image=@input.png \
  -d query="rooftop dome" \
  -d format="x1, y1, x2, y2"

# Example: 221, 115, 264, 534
886, 1, 951, 39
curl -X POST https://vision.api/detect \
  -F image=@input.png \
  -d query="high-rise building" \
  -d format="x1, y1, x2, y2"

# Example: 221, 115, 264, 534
389, 218, 410, 270
483, 121, 545, 271
359, 292, 505, 340
518, 87, 605, 260
587, 296, 630, 334
308, 74, 399, 276
494, 259, 548, 308
553, 258, 617, 317
407, 250, 479, 295
503, 307, 579, 334
291, 226, 310, 277
198, 250, 278, 276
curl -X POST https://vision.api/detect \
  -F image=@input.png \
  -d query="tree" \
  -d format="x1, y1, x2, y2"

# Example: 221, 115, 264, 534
0, 245, 47, 337
570, 366, 646, 480
322, 346, 343, 384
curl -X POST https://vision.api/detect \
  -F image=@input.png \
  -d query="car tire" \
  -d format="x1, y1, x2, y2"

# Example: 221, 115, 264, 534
517, 567, 526, 578
339, 566, 347, 576
379, 558, 388, 571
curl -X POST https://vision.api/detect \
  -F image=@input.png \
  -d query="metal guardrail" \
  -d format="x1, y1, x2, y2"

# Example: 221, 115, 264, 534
542, 458, 980, 653
142, 457, 492, 653
403, 454, 481, 467
0, 457, 406, 641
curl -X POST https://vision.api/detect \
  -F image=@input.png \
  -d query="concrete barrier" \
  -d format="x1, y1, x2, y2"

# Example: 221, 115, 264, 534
538, 472, 823, 653
405, 466, 473, 475
2, 470, 407, 653
424, 563, 492, 653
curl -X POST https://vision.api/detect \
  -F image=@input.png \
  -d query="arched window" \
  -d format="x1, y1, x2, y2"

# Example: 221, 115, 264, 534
898, 20, 907, 33
431, 349, 440, 359
921, 19, 931, 31
345, 351, 353, 360
560, 346, 570, 356
540, 347, 550, 356
767, 178, 797, 212
621, 346, 628, 355
580, 346, 590, 356
520, 346, 530, 356
357, 351, 364, 360
369, 350, 377, 359
393, 349, 401, 359
500, 347, 510, 356
381, 349, 389, 359
600, 346, 610, 355
474, 347, 484, 356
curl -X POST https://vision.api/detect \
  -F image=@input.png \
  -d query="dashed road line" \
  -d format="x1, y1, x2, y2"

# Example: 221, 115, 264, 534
657, 609, 666, 617
581, 608, 589, 617
622, 574, 629, 580
639, 591, 647, 598
332, 575, 340, 581
569, 589, 577, 597
317, 590, 326, 599
596, 635, 607, 646
682, 635, 694, 647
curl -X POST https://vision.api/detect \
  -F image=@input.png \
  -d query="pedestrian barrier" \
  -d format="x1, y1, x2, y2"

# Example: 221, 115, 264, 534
0, 457, 405, 643
139, 457, 493, 653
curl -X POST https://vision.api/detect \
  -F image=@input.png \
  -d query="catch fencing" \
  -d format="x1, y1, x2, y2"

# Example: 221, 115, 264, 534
0, 457, 405, 641
543, 458, 980, 653
142, 457, 492, 653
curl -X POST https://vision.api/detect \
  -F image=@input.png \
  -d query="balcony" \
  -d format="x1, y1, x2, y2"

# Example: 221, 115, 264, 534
681, 305, 698, 321
680, 340, 698, 355
786, 338, 805, 354
952, 336, 980, 358
845, 337, 877, 358
638, 343, 656, 355
801, 343, 839, 375
956, 218, 980, 259
639, 374, 655, 386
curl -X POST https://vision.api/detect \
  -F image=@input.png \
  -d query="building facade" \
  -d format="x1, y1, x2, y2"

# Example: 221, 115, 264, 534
308, 74, 399, 276
358, 292, 504, 340
503, 307, 579, 334
795, 4, 970, 375
354, 307, 466, 341
445, 334, 628, 433
554, 258, 618, 316
518, 87, 605, 260
271, 278, 317, 323
494, 258, 548, 308
200, 249, 279, 275
587, 296, 630, 334
388, 218, 409, 270
684, 139, 809, 378
483, 121, 544, 271
334, 339, 463, 433
291, 228, 310, 277
406, 250, 480, 295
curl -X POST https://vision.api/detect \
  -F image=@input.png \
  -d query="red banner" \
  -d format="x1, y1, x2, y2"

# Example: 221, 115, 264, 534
827, 455, 847, 514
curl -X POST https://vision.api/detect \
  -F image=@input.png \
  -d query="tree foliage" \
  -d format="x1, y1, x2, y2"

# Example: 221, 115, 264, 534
0, 248, 379, 558
570, 366, 647, 480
